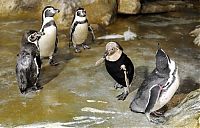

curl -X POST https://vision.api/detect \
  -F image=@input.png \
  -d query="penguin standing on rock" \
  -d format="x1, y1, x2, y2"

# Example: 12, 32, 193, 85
70, 7, 95, 53
16, 30, 44, 94
130, 46, 179, 124
38, 6, 60, 66
95, 42, 134, 101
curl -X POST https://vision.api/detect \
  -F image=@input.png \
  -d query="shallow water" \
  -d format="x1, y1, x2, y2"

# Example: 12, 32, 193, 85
0, 10, 200, 127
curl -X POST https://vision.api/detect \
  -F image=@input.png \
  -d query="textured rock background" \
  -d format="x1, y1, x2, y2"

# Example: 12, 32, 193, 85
0, 0, 194, 29
0, 0, 117, 28
165, 89, 200, 128
118, 0, 141, 14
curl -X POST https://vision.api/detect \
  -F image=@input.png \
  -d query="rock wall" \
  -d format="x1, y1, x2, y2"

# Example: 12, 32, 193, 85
118, 0, 141, 14
165, 89, 200, 128
0, 0, 117, 28
0, 0, 195, 28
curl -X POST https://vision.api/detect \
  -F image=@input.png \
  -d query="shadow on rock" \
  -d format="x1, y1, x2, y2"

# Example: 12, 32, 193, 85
130, 66, 149, 92
38, 51, 74, 87
177, 77, 200, 94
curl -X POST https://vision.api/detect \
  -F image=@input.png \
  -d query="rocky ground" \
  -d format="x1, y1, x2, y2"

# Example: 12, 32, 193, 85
0, 0, 199, 127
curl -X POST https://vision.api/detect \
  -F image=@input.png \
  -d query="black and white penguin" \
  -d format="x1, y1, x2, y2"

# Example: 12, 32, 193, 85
69, 7, 95, 53
16, 30, 44, 94
38, 6, 60, 66
130, 47, 179, 124
96, 42, 134, 100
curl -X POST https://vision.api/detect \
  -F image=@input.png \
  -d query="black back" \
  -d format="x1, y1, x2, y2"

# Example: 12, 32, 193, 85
130, 48, 171, 113
105, 53, 134, 87
16, 30, 42, 94
16, 43, 40, 94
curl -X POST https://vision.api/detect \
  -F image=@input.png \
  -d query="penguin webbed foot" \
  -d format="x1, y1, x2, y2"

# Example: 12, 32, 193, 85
116, 91, 128, 101
82, 44, 90, 49
49, 58, 59, 66
75, 47, 81, 53
114, 83, 123, 89
146, 113, 166, 124
31, 84, 43, 92
152, 110, 164, 117
149, 116, 166, 124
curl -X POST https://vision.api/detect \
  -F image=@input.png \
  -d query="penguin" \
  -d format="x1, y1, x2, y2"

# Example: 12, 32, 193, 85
69, 7, 95, 53
95, 42, 135, 101
38, 6, 60, 66
129, 47, 179, 124
16, 30, 44, 94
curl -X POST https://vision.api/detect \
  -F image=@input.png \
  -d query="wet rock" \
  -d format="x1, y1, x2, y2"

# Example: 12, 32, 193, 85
189, 26, 200, 46
0, 0, 39, 17
164, 89, 200, 128
141, 1, 193, 14
0, 0, 117, 28
118, 0, 141, 14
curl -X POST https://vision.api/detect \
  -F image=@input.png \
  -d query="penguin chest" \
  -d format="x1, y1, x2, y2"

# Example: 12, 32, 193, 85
72, 23, 88, 45
39, 26, 57, 57
151, 69, 180, 112
105, 57, 127, 86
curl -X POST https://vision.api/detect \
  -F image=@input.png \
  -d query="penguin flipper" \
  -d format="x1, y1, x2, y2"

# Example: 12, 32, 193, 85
130, 84, 160, 113
88, 25, 95, 41
130, 84, 153, 113
145, 85, 162, 113
54, 36, 58, 53
130, 70, 167, 113
36, 55, 42, 70
69, 22, 78, 48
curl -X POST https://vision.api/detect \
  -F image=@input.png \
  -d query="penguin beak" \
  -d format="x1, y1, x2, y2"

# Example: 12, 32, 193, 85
104, 50, 109, 58
82, 11, 86, 16
156, 49, 169, 70
55, 8, 60, 13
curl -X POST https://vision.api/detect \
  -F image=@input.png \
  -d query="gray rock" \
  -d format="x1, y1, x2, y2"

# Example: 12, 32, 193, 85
164, 89, 200, 128
189, 26, 200, 46
118, 0, 141, 14
141, 1, 193, 14
0, 0, 117, 28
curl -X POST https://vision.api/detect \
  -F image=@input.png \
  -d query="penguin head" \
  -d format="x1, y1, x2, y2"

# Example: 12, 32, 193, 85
27, 30, 45, 43
104, 42, 123, 57
156, 48, 171, 72
42, 6, 60, 20
75, 7, 86, 17
21, 30, 43, 45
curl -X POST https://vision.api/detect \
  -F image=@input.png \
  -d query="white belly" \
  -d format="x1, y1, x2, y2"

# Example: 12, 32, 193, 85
151, 68, 180, 112
39, 26, 57, 57
72, 23, 88, 45
34, 57, 39, 76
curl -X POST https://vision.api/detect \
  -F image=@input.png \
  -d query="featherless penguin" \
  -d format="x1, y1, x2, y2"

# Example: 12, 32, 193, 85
69, 7, 95, 53
130, 46, 179, 124
38, 6, 60, 66
16, 30, 44, 94
95, 42, 134, 100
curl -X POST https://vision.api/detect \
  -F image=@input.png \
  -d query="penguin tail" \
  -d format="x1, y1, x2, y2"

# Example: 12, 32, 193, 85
129, 99, 146, 114
129, 105, 145, 114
